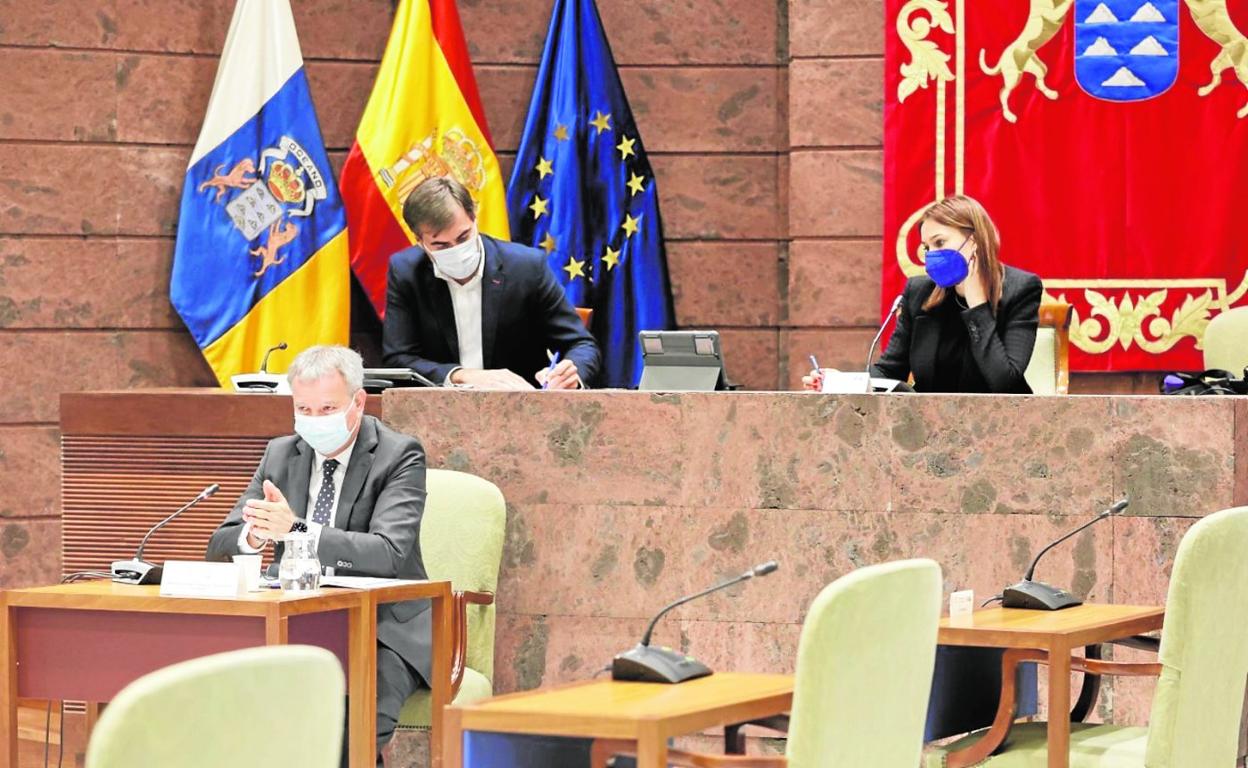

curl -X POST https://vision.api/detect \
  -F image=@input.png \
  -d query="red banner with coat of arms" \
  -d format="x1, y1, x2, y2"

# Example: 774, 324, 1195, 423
884, 0, 1248, 372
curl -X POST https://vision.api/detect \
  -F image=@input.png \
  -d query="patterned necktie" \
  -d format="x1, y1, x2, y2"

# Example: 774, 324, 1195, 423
310, 458, 339, 526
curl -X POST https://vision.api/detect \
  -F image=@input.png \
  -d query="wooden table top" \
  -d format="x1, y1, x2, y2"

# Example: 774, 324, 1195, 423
2, 579, 449, 616
454, 672, 794, 740
939, 604, 1165, 649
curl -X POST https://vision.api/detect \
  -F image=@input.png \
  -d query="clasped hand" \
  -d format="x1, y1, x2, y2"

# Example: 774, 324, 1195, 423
244, 479, 295, 547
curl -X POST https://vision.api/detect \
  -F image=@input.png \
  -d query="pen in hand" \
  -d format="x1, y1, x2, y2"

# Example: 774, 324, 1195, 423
541, 351, 562, 390
808, 354, 820, 373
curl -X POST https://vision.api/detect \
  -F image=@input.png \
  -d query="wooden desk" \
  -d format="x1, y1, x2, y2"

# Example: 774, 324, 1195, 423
938, 605, 1165, 768
0, 580, 453, 768
442, 673, 794, 768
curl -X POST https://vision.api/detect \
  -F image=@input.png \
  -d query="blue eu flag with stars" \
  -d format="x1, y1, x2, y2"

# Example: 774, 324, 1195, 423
507, 0, 674, 388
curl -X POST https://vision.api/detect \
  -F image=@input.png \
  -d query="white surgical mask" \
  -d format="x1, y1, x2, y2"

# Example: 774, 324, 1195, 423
294, 409, 352, 456
428, 235, 482, 281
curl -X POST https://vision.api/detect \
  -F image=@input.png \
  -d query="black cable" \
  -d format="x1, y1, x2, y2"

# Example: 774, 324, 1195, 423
981, 594, 1004, 607
60, 572, 111, 583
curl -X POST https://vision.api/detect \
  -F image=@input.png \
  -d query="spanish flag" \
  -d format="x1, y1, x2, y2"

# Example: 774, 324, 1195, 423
170, 0, 349, 386
340, 0, 509, 317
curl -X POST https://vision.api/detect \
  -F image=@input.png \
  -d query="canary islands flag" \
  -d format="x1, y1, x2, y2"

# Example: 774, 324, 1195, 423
339, 0, 510, 317
171, 0, 349, 385
507, 0, 674, 388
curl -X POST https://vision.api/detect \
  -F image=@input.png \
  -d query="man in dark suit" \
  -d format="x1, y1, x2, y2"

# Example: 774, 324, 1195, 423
382, 176, 600, 389
206, 345, 426, 767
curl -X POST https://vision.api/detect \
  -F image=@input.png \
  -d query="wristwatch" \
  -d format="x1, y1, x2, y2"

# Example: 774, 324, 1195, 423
290, 520, 308, 534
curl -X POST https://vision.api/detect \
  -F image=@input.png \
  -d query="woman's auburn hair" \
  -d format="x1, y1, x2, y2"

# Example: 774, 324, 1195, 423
920, 195, 1005, 313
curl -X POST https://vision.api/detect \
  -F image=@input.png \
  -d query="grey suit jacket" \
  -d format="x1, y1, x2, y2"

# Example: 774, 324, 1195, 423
205, 415, 432, 682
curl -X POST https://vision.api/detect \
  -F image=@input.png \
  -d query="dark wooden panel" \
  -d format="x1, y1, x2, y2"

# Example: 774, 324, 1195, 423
60, 389, 382, 437
61, 435, 268, 574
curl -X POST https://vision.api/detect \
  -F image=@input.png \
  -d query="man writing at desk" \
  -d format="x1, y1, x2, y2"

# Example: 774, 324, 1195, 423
206, 345, 427, 767
382, 176, 601, 390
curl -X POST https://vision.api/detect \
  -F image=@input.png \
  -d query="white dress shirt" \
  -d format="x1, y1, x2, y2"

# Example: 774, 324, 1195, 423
433, 242, 485, 375
238, 437, 357, 577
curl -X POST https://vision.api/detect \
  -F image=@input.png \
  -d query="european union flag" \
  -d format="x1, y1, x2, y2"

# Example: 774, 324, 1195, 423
507, 0, 674, 388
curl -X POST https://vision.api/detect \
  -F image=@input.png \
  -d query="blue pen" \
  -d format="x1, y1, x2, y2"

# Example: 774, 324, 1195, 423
542, 351, 562, 390
808, 354, 820, 373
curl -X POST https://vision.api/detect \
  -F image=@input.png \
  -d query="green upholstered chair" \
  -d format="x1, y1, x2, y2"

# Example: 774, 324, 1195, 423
592, 558, 943, 767
1023, 302, 1072, 395
396, 469, 506, 731
1204, 306, 1248, 373
927, 505, 1248, 768
85, 645, 344, 767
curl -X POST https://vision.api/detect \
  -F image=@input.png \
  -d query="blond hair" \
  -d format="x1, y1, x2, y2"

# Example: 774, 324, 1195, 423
286, 345, 364, 393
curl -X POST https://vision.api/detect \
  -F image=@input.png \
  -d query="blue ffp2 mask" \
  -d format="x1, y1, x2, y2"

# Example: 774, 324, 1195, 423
924, 237, 971, 288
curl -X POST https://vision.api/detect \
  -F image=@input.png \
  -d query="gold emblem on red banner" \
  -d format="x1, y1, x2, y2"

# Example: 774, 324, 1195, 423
893, 0, 1248, 357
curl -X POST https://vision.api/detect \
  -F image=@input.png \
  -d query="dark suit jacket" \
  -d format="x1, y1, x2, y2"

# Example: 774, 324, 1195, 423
382, 235, 601, 387
205, 416, 434, 682
872, 266, 1043, 394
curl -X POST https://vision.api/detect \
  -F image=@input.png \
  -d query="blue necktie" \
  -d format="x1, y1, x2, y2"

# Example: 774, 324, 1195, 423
310, 458, 339, 526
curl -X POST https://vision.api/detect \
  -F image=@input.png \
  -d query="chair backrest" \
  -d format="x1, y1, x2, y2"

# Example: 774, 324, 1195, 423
576, 307, 593, 329
1023, 301, 1071, 395
420, 469, 507, 681
785, 559, 942, 768
1203, 306, 1248, 373
1145, 506, 1248, 766
86, 645, 343, 767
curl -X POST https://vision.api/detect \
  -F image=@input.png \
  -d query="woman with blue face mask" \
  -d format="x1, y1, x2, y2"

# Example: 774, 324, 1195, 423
804, 195, 1042, 393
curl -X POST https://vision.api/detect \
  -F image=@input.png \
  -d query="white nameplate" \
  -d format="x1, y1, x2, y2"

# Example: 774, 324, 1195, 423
160, 561, 244, 599
820, 371, 871, 394
949, 589, 975, 626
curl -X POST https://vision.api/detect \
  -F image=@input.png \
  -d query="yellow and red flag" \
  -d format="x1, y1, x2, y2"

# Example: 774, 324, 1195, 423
339, 0, 509, 317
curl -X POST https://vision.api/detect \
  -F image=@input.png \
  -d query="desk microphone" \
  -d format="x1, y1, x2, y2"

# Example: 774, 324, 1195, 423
1001, 497, 1129, 610
863, 293, 904, 393
111, 483, 220, 586
259, 342, 288, 373
612, 560, 779, 683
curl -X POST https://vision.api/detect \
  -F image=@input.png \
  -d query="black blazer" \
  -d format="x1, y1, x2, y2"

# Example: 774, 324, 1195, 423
872, 265, 1043, 394
205, 417, 436, 682
382, 235, 601, 387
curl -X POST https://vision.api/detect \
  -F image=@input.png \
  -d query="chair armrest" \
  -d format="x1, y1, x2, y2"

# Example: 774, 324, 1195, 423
944, 649, 1047, 768
1071, 658, 1162, 677
448, 590, 496, 698
1019, 648, 1162, 678
461, 590, 494, 606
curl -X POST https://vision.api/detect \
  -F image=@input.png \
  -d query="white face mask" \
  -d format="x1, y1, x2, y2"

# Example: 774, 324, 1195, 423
427, 234, 481, 281
294, 405, 355, 456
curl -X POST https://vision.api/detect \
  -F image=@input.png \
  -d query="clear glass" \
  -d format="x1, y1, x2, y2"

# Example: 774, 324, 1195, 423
278, 531, 321, 591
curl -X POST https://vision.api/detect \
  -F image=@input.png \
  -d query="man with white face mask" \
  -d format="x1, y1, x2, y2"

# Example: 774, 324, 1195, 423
382, 176, 601, 389
205, 345, 427, 767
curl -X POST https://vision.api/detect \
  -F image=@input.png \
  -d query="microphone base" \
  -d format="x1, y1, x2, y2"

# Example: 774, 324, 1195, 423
1002, 580, 1082, 611
612, 644, 712, 684
111, 559, 163, 586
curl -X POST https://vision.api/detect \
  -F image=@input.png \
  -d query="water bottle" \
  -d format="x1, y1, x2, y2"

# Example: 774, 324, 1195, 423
278, 531, 321, 591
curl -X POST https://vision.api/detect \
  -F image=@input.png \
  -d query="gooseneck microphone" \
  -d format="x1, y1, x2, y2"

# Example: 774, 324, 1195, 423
613, 560, 779, 683
863, 294, 904, 393
1000, 496, 1129, 610
111, 483, 221, 586
259, 342, 288, 373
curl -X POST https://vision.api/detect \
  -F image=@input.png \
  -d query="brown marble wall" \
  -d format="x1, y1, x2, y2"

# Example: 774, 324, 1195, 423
384, 389, 1248, 726
0, 1, 1177, 595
